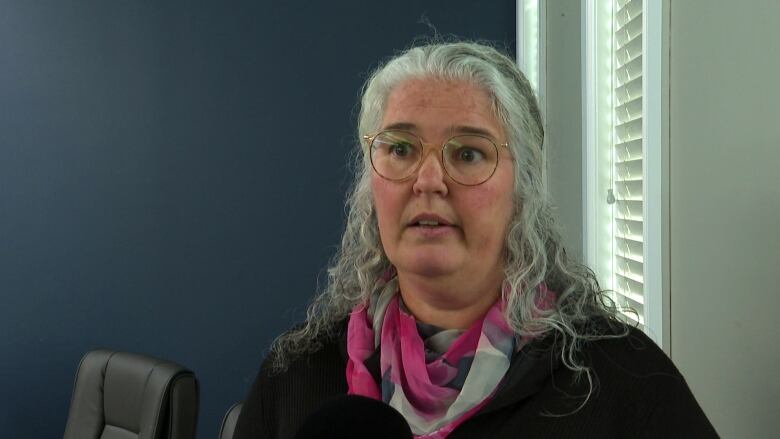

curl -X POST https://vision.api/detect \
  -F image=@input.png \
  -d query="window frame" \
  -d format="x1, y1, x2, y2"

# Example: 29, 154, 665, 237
582, 0, 670, 353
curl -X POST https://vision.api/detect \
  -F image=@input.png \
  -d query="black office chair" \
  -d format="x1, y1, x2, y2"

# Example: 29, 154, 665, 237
63, 349, 199, 439
219, 402, 243, 439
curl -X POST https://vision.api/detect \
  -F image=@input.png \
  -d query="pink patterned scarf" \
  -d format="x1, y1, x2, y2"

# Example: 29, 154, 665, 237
346, 276, 523, 438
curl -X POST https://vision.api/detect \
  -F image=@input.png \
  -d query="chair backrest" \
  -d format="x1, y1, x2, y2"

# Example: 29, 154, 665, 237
63, 349, 199, 439
218, 402, 243, 439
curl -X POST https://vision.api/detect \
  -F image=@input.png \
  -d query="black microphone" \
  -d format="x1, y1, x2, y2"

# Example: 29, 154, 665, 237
294, 394, 413, 439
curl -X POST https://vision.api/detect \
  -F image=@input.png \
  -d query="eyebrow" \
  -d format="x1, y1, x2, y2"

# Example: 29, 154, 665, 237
382, 122, 499, 140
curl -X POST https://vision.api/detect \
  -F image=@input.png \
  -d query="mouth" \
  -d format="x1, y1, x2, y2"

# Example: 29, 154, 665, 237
408, 214, 456, 229
416, 220, 445, 227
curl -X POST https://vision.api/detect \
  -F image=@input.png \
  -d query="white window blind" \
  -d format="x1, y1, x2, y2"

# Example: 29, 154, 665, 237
612, 0, 645, 328
585, 0, 666, 348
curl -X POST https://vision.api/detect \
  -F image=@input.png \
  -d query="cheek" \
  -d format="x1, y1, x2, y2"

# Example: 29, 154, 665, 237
468, 192, 512, 235
463, 178, 515, 245
371, 175, 388, 216
371, 176, 401, 237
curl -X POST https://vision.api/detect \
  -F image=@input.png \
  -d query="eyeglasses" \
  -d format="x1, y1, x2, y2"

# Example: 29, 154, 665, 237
363, 130, 509, 186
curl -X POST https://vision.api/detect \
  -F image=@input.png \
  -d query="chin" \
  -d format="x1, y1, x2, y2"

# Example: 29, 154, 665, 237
406, 264, 456, 278
396, 250, 461, 278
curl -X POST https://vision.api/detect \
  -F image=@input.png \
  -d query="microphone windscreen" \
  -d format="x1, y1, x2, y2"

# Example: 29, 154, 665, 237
294, 394, 413, 439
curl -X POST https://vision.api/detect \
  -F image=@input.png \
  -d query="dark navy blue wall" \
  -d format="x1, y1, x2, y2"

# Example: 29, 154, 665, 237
0, 2, 514, 437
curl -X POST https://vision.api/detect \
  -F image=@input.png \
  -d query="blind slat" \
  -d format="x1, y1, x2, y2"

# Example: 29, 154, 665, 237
615, 237, 643, 261
614, 14, 643, 48
615, 97, 643, 125
615, 118, 643, 142
615, 200, 642, 221
615, 183, 643, 202
615, 56, 643, 85
615, 274, 644, 301
616, 249, 644, 264
615, 158, 642, 179
615, 36, 643, 67
618, 309, 645, 327
615, 76, 643, 104
615, 217, 644, 236
615, 0, 642, 28
615, 138, 642, 160
616, 256, 645, 282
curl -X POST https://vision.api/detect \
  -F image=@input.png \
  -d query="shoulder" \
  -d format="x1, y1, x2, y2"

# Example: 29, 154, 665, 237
582, 326, 717, 437
575, 323, 718, 436
574, 322, 688, 401
234, 321, 349, 439
583, 323, 679, 378
475, 324, 717, 437
262, 324, 348, 388
527, 318, 682, 386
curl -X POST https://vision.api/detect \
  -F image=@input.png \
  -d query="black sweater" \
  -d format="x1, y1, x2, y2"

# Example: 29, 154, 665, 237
234, 322, 718, 438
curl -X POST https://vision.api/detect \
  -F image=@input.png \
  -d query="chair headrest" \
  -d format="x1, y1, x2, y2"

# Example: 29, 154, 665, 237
64, 349, 198, 439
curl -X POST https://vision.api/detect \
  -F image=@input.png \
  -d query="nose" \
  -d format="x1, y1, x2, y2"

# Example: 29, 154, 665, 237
412, 150, 449, 196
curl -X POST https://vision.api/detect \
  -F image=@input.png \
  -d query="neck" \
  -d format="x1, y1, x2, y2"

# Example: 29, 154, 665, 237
396, 271, 502, 330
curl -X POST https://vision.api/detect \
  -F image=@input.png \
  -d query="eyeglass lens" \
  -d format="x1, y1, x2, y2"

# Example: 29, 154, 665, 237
369, 130, 498, 185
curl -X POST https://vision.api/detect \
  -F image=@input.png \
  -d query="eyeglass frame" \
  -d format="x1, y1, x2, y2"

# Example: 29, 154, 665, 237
362, 130, 511, 186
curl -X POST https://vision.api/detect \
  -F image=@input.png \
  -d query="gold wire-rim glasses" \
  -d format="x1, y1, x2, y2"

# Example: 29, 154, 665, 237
362, 130, 510, 186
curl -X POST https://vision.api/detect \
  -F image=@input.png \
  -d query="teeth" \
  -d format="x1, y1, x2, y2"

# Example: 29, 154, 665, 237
418, 220, 440, 226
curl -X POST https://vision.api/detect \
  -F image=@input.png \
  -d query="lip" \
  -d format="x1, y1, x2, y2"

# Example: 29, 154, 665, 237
408, 213, 454, 227
406, 213, 458, 238
408, 224, 457, 238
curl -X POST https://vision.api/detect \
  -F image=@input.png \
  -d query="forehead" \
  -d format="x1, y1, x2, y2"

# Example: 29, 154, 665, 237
381, 79, 504, 139
386, 79, 490, 107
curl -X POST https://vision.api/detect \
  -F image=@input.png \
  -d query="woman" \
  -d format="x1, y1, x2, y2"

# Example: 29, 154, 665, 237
234, 41, 716, 438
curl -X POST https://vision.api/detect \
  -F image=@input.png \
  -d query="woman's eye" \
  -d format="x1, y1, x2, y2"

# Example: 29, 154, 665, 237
391, 143, 412, 157
456, 147, 484, 163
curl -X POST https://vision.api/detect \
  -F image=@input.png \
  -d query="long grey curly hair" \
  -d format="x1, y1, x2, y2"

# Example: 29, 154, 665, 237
271, 40, 626, 403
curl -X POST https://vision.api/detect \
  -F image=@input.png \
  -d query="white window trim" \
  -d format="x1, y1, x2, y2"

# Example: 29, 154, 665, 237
641, 0, 668, 353
516, 0, 546, 120
516, 0, 547, 180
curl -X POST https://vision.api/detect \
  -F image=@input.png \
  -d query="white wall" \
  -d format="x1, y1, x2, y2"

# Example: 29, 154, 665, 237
669, 1, 780, 436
